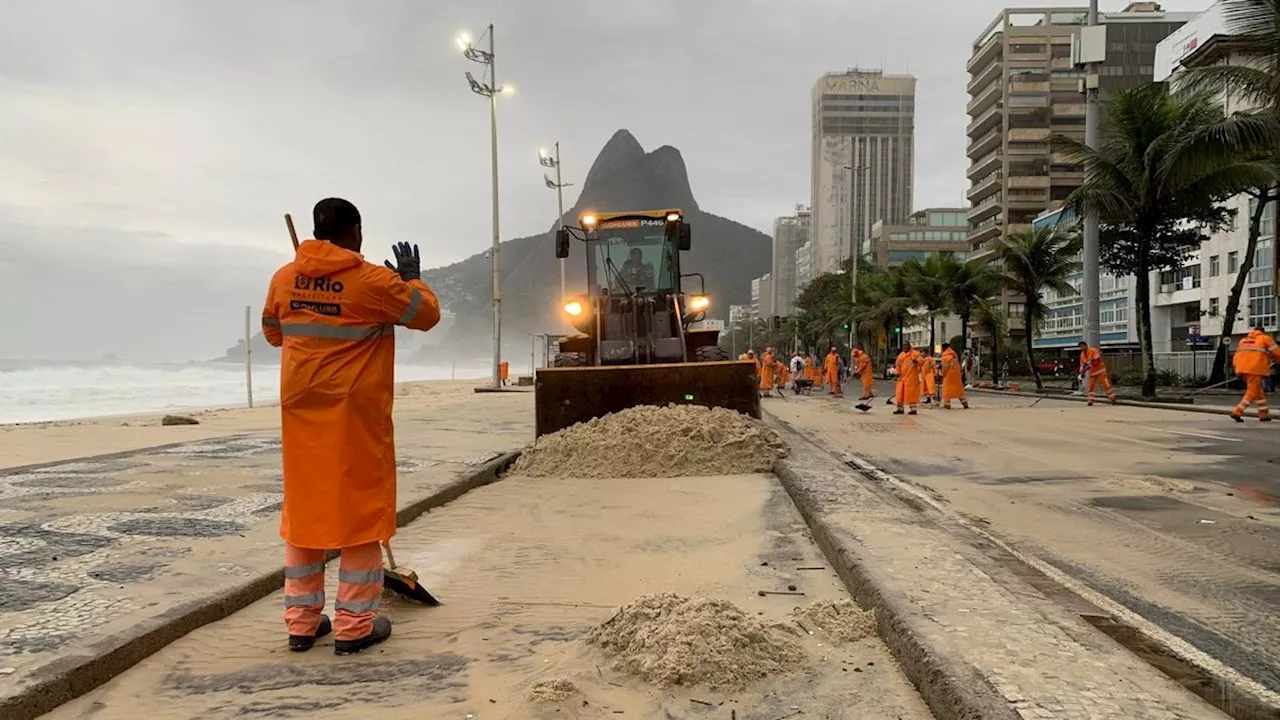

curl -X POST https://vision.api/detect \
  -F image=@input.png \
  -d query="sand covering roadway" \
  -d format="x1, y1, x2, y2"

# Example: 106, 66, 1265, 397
48, 408, 929, 720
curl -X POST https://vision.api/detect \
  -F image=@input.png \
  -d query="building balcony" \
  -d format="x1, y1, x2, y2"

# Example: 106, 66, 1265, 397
1007, 223, 1034, 235
968, 171, 1004, 202
968, 197, 1003, 224
967, 150, 1003, 180
1051, 56, 1074, 69
1008, 50, 1049, 64
968, 221, 1002, 248
968, 82, 1003, 117
1006, 194, 1049, 210
1009, 127, 1050, 142
1009, 81, 1050, 94
1050, 170, 1084, 184
967, 33, 1003, 72
1053, 102, 1087, 117
1008, 174, 1050, 189
967, 127, 1003, 159
968, 61, 1002, 93
967, 104, 1004, 138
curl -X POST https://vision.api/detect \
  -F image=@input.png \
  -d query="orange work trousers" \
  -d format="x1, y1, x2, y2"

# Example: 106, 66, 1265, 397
1233, 374, 1269, 419
1086, 371, 1116, 405
284, 541, 383, 641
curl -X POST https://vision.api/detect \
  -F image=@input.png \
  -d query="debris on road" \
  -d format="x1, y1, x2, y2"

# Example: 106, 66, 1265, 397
528, 677, 580, 702
160, 415, 199, 426
794, 600, 876, 643
586, 593, 805, 688
512, 405, 789, 478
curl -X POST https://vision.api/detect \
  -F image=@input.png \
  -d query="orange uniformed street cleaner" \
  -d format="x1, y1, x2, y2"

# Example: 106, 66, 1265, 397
1231, 325, 1280, 422
262, 198, 441, 655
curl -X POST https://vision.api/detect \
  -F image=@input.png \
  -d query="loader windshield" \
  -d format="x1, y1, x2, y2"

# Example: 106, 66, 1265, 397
594, 224, 676, 294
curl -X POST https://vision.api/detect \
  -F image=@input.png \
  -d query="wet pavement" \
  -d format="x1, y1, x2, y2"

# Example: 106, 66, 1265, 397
0, 385, 532, 715
768, 384, 1280, 707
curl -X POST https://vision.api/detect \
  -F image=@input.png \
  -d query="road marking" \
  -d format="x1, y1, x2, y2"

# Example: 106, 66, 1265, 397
1137, 426, 1241, 443
843, 453, 1280, 709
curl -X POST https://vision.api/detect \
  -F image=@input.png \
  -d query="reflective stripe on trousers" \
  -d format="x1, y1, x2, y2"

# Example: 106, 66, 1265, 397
282, 541, 384, 641
1234, 375, 1270, 418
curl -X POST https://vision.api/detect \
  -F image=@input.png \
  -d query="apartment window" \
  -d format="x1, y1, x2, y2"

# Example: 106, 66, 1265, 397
1250, 238, 1273, 285
1228, 251, 1239, 274
1184, 305, 1201, 323
1008, 302, 1026, 318
1209, 297, 1221, 316
1210, 255, 1220, 277
1249, 284, 1277, 329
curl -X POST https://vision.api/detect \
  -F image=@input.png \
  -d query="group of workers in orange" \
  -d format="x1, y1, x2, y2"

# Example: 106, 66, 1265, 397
886, 341, 969, 414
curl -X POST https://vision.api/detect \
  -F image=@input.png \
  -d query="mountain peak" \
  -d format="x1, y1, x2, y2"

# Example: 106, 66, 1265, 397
574, 131, 698, 216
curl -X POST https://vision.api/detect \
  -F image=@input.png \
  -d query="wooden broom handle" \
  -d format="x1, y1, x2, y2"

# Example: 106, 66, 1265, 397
382, 541, 396, 568
285, 213, 300, 250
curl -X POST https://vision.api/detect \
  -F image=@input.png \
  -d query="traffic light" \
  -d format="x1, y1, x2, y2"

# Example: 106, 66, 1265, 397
894, 326, 902, 334
842, 322, 850, 330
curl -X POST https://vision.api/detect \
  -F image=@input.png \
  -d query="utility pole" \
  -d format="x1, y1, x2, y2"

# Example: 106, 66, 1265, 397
843, 164, 870, 350
1081, 0, 1102, 348
540, 142, 573, 301
459, 25, 511, 389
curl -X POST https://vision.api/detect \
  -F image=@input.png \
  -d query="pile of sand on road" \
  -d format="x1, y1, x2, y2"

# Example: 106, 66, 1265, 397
794, 600, 876, 642
512, 405, 789, 478
586, 593, 806, 689
528, 678, 580, 702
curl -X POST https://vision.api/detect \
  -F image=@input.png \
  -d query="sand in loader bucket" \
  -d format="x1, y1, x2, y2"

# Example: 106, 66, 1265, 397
511, 404, 789, 478
586, 593, 807, 689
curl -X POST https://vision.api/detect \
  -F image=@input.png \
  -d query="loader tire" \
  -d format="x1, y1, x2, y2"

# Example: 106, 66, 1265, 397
553, 351, 589, 367
694, 345, 730, 362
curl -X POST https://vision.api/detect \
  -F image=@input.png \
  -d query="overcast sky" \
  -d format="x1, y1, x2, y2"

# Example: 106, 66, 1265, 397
1, 0, 1207, 362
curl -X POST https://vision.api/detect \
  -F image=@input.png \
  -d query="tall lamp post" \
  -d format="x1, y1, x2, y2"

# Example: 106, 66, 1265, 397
1081, 0, 1101, 349
538, 143, 573, 301
843, 163, 870, 349
458, 25, 514, 389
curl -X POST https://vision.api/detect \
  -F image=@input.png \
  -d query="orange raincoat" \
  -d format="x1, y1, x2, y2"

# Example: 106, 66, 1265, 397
263, 240, 441, 549
824, 350, 843, 397
921, 354, 938, 399
895, 349, 923, 408
941, 348, 967, 408
853, 350, 874, 398
760, 351, 775, 391
1232, 329, 1280, 420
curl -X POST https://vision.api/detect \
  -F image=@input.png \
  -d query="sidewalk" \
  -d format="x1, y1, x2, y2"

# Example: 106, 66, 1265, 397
769, 414, 1226, 720
0, 382, 532, 720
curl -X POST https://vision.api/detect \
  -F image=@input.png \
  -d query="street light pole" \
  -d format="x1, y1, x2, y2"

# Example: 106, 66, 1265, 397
843, 163, 870, 350
1082, 0, 1101, 349
540, 143, 573, 301
459, 24, 512, 389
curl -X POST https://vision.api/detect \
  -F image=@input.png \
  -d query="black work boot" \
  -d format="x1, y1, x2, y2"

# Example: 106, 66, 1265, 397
335, 616, 392, 656
288, 614, 332, 652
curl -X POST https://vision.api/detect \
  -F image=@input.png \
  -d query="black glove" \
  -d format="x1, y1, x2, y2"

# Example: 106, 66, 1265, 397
385, 242, 421, 282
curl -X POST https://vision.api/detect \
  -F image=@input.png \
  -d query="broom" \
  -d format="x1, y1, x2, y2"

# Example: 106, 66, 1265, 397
381, 541, 440, 606
281, 211, 440, 607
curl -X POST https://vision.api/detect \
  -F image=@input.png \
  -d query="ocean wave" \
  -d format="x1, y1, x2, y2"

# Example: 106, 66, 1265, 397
0, 362, 492, 424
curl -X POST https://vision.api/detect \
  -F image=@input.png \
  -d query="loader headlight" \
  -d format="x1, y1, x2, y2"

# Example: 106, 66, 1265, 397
688, 295, 710, 311
563, 299, 585, 317
580, 213, 597, 228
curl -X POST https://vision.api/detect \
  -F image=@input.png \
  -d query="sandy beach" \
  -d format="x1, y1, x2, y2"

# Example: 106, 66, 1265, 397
0, 379, 489, 471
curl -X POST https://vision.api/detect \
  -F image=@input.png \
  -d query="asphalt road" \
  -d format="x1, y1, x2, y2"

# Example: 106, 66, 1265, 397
768, 383, 1280, 703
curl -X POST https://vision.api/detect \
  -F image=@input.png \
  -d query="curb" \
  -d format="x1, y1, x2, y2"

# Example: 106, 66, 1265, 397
1, 450, 521, 720
768, 421, 1018, 720
968, 386, 1251, 417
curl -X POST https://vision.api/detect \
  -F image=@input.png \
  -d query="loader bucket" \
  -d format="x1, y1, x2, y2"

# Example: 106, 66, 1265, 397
534, 360, 761, 437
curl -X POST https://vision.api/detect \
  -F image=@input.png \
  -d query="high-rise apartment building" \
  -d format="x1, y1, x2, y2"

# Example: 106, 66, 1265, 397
965, 3, 1192, 336
966, 5, 1191, 257
771, 205, 811, 316
811, 69, 916, 276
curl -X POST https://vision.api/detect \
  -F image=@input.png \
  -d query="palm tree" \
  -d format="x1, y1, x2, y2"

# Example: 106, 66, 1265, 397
973, 296, 1008, 385
1177, 0, 1280, 383
993, 226, 1083, 392
852, 267, 912, 369
942, 257, 1003, 362
900, 256, 949, 352
1058, 82, 1278, 395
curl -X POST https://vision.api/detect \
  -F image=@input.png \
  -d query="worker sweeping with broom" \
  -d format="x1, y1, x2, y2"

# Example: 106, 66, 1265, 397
262, 198, 441, 655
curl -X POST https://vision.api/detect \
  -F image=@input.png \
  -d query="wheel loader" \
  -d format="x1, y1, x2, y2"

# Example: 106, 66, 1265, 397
534, 208, 760, 436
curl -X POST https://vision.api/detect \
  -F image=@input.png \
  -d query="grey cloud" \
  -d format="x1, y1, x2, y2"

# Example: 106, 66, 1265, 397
1, 0, 1210, 361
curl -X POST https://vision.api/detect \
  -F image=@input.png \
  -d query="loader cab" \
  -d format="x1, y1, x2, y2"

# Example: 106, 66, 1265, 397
588, 219, 681, 296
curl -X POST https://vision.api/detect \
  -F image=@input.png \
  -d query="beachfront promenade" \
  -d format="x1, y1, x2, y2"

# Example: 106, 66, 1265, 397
0, 381, 532, 718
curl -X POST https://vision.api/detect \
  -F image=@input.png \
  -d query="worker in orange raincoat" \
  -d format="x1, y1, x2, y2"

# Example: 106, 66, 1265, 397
894, 342, 924, 415
824, 347, 843, 397
921, 352, 938, 404
851, 348, 874, 400
760, 347, 776, 396
805, 354, 822, 389
1231, 326, 1280, 422
1077, 341, 1116, 406
776, 357, 790, 389
262, 198, 441, 656
940, 343, 969, 409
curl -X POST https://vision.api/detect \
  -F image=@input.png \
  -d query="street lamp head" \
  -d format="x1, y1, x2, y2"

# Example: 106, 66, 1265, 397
500, 84, 514, 96
538, 147, 549, 159
455, 31, 472, 51
465, 71, 493, 97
